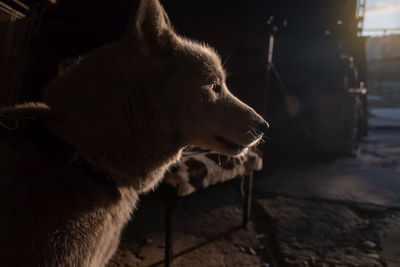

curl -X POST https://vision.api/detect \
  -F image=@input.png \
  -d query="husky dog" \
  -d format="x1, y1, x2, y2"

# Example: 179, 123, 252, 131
0, 0, 268, 266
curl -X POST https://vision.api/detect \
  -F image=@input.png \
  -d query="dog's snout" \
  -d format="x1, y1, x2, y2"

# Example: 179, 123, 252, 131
256, 121, 270, 135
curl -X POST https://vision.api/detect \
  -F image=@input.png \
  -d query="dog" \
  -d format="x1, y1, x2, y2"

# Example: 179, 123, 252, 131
0, 0, 268, 266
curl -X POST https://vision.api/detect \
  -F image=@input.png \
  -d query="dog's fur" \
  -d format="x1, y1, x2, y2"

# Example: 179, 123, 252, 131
0, 0, 266, 266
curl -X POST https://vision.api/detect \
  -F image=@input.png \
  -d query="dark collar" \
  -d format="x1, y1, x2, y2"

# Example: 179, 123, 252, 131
4, 118, 116, 186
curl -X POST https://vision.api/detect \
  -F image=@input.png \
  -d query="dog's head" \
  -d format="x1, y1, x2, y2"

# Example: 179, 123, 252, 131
129, 0, 269, 156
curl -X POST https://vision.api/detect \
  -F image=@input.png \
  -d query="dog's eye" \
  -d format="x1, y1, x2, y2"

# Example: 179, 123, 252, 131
211, 84, 221, 93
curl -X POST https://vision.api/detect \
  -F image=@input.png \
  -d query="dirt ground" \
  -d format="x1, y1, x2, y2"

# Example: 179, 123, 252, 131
110, 204, 268, 267
108, 177, 274, 267
254, 127, 400, 267
109, 124, 400, 267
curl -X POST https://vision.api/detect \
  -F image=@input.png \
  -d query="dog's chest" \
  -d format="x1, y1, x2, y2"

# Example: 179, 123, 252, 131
85, 187, 138, 267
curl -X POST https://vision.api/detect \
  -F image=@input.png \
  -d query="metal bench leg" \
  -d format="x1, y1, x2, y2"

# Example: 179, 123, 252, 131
242, 171, 254, 228
165, 187, 176, 267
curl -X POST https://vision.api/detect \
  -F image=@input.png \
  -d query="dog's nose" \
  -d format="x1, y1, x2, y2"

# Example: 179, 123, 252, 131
256, 121, 270, 135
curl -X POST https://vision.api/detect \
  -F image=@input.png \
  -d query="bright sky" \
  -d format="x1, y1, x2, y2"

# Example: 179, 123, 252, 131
363, 0, 400, 35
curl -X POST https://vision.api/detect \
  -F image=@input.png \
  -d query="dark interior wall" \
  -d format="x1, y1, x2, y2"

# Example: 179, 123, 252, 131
33, 0, 132, 55
20, 0, 134, 100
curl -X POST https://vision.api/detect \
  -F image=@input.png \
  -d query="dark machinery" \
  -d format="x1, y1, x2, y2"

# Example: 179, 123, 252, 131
263, 0, 368, 160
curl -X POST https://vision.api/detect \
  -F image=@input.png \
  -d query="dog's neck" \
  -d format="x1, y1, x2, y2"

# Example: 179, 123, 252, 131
13, 119, 117, 187
43, 110, 183, 192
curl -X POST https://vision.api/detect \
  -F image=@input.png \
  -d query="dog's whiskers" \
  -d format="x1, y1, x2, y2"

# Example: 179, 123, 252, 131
222, 49, 234, 67
183, 146, 194, 154
248, 125, 260, 138
247, 125, 260, 140
245, 129, 257, 140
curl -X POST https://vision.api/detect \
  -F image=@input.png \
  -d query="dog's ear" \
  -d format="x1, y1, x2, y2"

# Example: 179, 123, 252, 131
128, 0, 174, 46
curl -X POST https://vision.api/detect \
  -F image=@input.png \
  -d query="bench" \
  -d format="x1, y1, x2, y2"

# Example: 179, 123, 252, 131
162, 147, 263, 266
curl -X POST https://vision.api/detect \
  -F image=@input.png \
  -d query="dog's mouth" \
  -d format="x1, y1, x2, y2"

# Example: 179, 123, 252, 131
213, 135, 246, 152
